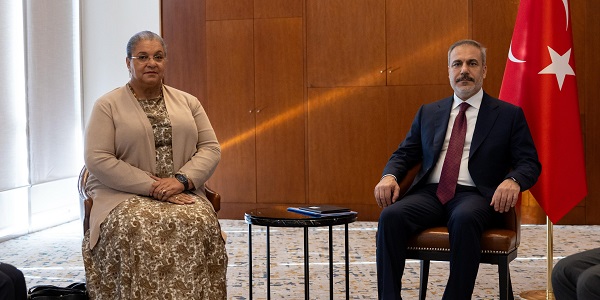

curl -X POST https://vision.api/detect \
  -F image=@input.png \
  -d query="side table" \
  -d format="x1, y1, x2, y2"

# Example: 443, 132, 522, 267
245, 206, 357, 300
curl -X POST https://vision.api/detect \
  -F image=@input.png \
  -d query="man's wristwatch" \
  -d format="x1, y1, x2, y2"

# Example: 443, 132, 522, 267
509, 176, 520, 187
175, 173, 190, 190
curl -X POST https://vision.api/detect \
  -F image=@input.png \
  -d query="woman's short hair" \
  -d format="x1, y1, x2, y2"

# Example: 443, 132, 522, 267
126, 31, 167, 58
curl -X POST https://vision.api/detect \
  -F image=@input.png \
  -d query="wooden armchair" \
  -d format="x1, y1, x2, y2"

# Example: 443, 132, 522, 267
78, 166, 221, 233
399, 163, 519, 300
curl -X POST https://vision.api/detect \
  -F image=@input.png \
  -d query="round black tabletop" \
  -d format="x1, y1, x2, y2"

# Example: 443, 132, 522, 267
245, 206, 357, 227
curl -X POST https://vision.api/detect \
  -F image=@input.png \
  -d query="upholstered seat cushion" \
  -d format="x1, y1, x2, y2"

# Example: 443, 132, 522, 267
407, 227, 517, 253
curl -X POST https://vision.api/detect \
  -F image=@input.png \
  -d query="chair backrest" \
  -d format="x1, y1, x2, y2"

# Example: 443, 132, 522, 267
205, 185, 221, 212
397, 162, 422, 198
78, 166, 221, 233
398, 162, 521, 247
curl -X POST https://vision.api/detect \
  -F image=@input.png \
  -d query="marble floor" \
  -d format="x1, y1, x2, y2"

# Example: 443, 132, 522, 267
1, 219, 599, 299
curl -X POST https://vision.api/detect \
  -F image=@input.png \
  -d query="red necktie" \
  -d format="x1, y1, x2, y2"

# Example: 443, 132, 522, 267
437, 102, 470, 204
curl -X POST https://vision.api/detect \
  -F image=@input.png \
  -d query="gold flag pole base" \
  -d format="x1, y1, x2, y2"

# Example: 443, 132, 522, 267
520, 290, 555, 300
520, 216, 555, 300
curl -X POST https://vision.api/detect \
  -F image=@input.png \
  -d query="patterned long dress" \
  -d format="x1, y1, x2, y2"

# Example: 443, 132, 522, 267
82, 95, 227, 300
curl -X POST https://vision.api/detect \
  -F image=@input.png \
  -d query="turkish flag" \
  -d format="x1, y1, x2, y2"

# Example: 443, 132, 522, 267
500, 0, 587, 223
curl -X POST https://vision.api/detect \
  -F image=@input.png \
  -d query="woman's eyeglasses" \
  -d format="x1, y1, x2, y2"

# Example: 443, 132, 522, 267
130, 54, 165, 63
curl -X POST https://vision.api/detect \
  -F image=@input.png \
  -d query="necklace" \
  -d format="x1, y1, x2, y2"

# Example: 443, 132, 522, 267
127, 83, 163, 101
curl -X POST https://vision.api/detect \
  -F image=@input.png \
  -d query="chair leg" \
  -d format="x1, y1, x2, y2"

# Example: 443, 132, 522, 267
419, 260, 430, 300
508, 276, 514, 300
497, 258, 514, 300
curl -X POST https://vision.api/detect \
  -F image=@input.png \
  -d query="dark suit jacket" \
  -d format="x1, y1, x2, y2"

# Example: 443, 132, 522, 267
382, 92, 541, 199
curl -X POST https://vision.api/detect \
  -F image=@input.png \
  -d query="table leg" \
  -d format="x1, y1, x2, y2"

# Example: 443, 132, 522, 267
345, 223, 350, 300
304, 226, 309, 300
267, 226, 271, 300
248, 224, 253, 300
329, 225, 333, 299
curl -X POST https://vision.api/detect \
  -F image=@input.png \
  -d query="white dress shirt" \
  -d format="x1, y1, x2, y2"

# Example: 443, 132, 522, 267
427, 89, 483, 186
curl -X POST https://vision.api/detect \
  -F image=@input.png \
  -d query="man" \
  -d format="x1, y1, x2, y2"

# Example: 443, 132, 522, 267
552, 247, 600, 299
0, 262, 27, 300
374, 39, 541, 299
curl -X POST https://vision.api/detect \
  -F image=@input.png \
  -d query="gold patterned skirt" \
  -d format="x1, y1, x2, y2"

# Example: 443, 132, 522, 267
82, 195, 227, 300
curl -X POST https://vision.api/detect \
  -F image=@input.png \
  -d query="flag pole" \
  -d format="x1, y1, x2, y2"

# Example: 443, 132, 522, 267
520, 216, 555, 300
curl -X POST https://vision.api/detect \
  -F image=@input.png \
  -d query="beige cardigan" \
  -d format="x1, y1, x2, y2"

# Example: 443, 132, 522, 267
84, 84, 221, 249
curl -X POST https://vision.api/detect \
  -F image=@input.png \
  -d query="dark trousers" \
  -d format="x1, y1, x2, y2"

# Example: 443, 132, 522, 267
552, 247, 600, 300
0, 262, 27, 300
376, 184, 495, 300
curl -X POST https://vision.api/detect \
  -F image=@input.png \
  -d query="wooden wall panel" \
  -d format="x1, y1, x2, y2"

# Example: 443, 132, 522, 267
386, 0, 469, 86
307, 87, 388, 212
254, 18, 306, 203
306, 0, 386, 87
582, 0, 600, 224
205, 20, 256, 204
520, 192, 545, 224
471, 0, 519, 98
206, 0, 253, 20
162, 0, 600, 223
161, 0, 207, 105
255, 0, 303, 18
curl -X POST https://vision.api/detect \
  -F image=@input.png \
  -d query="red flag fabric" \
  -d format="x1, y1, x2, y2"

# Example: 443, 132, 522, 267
500, 0, 587, 223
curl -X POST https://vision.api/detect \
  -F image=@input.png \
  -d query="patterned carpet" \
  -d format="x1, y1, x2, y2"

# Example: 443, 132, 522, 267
1, 219, 599, 299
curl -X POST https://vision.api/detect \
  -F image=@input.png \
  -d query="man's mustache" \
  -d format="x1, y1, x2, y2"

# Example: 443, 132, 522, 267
456, 75, 474, 82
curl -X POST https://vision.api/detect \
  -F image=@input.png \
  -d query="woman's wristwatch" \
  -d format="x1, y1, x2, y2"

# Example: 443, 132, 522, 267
175, 173, 190, 190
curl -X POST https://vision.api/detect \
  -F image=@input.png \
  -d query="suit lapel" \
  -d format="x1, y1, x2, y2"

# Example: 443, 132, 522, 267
471, 93, 500, 155
432, 97, 453, 156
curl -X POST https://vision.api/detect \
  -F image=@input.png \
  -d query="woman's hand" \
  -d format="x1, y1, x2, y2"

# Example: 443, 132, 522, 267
149, 175, 188, 202
166, 192, 195, 205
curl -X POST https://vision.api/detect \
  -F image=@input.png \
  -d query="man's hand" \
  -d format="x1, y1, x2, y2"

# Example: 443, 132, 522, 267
490, 179, 520, 212
374, 176, 400, 208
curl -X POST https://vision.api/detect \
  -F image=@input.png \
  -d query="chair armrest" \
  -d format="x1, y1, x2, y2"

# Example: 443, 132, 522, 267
205, 185, 221, 213
498, 197, 521, 248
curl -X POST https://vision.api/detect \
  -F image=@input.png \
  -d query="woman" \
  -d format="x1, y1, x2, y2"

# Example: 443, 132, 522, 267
82, 31, 227, 299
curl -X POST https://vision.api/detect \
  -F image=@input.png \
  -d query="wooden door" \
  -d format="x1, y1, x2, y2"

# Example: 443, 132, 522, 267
386, 0, 469, 86
254, 18, 306, 204
161, 0, 207, 104
306, 0, 386, 87
206, 0, 253, 20
255, 0, 303, 18
206, 20, 257, 205
307, 87, 389, 216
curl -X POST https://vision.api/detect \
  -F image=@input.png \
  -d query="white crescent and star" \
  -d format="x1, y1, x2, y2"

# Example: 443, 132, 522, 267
562, 0, 569, 31
538, 47, 575, 90
508, 43, 525, 63
508, 0, 575, 91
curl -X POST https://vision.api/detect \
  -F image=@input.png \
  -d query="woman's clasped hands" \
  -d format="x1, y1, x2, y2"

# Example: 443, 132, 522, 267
149, 175, 195, 204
